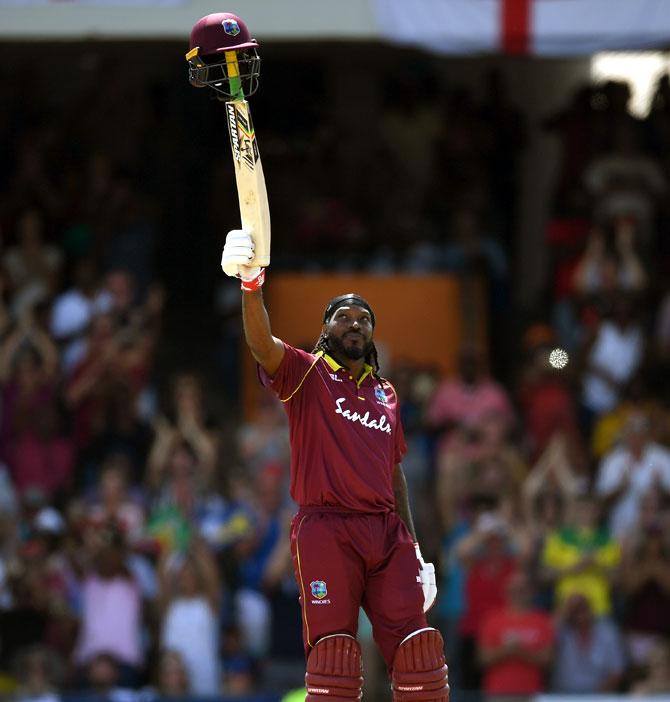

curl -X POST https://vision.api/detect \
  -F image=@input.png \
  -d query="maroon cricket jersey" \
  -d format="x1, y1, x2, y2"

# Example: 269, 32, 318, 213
259, 343, 407, 512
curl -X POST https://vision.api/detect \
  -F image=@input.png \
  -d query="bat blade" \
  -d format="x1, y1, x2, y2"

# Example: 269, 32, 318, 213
225, 99, 271, 268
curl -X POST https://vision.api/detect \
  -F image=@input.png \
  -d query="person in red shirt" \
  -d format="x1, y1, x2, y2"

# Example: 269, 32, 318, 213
478, 570, 554, 696
221, 227, 449, 702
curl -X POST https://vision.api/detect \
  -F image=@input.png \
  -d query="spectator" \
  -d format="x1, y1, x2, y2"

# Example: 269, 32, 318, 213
583, 122, 666, 240
552, 593, 626, 693
147, 373, 217, 490
82, 652, 126, 698
631, 641, 670, 695
153, 649, 189, 697
455, 512, 520, 689
158, 538, 221, 697
542, 491, 620, 616
427, 345, 514, 459
2, 208, 62, 319
86, 455, 145, 544
580, 294, 644, 432
73, 529, 143, 686
478, 570, 554, 696
523, 433, 583, 604
12, 645, 64, 702
596, 412, 670, 539
49, 258, 112, 374
620, 525, 670, 668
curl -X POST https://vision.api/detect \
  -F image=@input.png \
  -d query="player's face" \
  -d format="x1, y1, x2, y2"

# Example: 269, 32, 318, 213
325, 305, 374, 361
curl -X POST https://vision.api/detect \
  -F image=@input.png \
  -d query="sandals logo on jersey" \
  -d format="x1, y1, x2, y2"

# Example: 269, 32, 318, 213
374, 386, 390, 406
222, 18, 241, 36
310, 580, 331, 604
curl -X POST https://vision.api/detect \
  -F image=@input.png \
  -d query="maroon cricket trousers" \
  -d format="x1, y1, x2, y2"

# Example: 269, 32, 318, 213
290, 506, 428, 668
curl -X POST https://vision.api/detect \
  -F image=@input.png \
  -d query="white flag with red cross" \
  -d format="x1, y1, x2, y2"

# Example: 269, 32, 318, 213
374, 0, 670, 55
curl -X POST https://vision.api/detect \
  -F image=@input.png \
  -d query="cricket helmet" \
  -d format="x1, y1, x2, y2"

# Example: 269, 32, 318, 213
185, 13, 261, 99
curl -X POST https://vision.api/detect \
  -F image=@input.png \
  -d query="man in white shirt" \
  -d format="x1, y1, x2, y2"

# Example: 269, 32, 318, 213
596, 413, 670, 539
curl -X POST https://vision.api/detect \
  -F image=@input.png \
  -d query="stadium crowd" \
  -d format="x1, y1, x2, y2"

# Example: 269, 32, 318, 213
0, 44, 669, 701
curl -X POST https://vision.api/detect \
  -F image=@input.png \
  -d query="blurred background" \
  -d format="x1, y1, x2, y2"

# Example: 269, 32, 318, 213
1, 1, 670, 701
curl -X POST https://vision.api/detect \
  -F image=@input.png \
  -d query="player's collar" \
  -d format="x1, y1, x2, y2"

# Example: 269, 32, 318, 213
320, 351, 373, 386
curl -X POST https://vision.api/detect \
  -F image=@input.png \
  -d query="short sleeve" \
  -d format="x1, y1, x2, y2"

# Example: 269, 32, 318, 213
258, 343, 317, 402
386, 381, 407, 463
394, 413, 407, 464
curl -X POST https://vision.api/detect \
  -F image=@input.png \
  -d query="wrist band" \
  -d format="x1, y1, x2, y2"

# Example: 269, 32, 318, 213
240, 268, 266, 292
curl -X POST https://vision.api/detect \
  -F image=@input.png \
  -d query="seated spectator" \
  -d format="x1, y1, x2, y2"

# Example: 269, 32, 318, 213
158, 538, 221, 697
631, 641, 670, 695
478, 570, 554, 696
552, 594, 626, 693
596, 412, 670, 539
221, 624, 254, 696
82, 652, 126, 698
542, 492, 620, 616
620, 525, 670, 668
153, 649, 189, 697
12, 645, 64, 702
73, 529, 143, 687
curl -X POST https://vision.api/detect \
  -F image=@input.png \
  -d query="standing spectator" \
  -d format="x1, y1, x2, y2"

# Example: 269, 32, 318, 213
478, 570, 554, 696
580, 294, 644, 433
542, 492, 620, 616
158, 538, 221, 697
596, 412, 670, 539
2, 208, 62, 319
583, 122, 666, 241
456, 512, 520, 689
552, 593, 626, 693
49, 258, 112, 374
86, 455, 145, 545
74, 530, 143, 686
427, 345, 514, 459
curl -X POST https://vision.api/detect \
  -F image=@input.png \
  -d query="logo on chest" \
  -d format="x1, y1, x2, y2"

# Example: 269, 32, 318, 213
334, 397, 392, 434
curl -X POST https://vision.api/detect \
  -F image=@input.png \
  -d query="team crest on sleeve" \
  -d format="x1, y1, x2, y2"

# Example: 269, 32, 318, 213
375, 386, 389, 405
222, 18, 241, 35
311, 580, 327, 599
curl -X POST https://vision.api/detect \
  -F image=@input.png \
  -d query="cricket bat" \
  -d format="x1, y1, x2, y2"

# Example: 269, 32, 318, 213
224, 50, 271, 268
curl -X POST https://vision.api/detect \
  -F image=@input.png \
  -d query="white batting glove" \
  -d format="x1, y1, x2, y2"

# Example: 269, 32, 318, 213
221, 229, 264, 290
414, 543, 437, 613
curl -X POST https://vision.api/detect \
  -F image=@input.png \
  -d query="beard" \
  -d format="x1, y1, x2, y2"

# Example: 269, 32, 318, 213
327, 331, 373, 362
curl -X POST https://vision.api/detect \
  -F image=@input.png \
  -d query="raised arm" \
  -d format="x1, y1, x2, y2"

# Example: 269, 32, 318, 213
242, 289, 284, 376
221, 229, 284, 375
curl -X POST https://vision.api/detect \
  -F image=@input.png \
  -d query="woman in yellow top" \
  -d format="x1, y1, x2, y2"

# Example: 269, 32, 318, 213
542, 492, 621, 616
